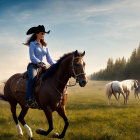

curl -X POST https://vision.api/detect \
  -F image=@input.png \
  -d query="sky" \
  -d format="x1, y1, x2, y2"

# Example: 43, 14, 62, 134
0, 0, 140, 81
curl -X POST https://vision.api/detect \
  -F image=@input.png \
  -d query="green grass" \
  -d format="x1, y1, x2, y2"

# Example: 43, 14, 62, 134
0, 80, 140, 140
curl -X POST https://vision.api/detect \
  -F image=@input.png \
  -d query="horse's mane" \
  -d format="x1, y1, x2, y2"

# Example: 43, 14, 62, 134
42, 51, 74, 81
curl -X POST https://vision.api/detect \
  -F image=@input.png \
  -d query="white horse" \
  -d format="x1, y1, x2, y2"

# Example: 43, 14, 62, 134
105, 81, 126, 105
105, 79, 138, 105
121, 79, 138, 102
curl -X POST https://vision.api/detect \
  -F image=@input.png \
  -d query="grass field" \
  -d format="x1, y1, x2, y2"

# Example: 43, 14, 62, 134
0, 80, 140, 140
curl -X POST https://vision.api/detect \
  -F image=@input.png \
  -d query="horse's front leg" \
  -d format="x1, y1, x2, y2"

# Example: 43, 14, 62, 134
137, 93, 140, 100
126, 91, 130, 102
121, 92, 126, 104
134, 92, 138, 99
117, 93, 121, 105
54, 106, 69, 139
113, 92, 118, 100
36, 106, 53, 136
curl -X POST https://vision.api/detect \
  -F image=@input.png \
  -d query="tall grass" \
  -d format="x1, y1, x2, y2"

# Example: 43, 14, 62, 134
0, 80, 140, 140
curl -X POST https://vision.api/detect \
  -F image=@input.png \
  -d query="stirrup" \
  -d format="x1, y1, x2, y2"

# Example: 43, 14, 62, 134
25, 98, 40, 109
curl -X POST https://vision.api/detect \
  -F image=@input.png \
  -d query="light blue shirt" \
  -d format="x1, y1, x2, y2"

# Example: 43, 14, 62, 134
29, 40, 54, 65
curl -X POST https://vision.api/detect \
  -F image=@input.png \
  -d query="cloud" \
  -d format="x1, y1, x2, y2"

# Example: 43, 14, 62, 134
15, 11, 32, 22
82, 0, 140, 24
0, 0, 140, 77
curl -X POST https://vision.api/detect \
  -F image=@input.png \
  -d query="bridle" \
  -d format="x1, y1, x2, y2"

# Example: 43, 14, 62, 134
56, 55, 86, 87
55, 54, 86, 108
72, 55, 86, 81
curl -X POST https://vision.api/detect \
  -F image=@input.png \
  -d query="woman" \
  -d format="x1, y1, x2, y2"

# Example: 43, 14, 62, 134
25, 25, 54, 107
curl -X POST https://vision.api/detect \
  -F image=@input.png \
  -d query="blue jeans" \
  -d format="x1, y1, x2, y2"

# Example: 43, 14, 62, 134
26, 64, 38, 101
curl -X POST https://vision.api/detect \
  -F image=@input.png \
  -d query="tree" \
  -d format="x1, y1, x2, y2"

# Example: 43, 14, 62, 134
90, 44, 140, 80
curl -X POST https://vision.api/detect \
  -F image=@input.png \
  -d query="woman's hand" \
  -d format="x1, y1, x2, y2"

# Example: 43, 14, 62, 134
37, 62, 46, 67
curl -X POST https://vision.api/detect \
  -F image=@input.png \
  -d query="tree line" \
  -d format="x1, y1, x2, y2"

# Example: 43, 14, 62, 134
90, 44, 140, 80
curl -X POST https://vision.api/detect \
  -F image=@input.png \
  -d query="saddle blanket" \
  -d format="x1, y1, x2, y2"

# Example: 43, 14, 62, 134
15, 78, 28, 93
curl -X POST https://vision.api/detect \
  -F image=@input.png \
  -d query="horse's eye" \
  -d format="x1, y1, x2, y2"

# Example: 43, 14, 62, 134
75, 62, 81, 66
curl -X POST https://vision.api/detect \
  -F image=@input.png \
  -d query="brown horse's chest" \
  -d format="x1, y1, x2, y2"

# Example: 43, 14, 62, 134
37, 84, 64, 110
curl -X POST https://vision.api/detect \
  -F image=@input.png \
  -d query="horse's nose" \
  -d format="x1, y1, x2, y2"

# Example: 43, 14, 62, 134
79, 79, 87, 87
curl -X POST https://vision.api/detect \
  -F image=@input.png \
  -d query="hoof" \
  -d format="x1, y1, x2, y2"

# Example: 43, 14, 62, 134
52, 132, 64, 139
28, 137, 34, 140
36, 128, 43, 134
17, 134, 23, 138
52, 132, 59, 138
36, 128, 47, 135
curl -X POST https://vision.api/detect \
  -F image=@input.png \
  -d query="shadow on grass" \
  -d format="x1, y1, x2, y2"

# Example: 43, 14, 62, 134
67, 132, 114, 140
66, 103, 129, 110
97, 134, 115, 140
0, 133, 18, 140
70, 116, 112, 125
0, 118, 7, 124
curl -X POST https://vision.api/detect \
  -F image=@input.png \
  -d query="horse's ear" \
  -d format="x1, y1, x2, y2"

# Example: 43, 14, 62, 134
81, 51, 85, 57
74, 50, 78, 57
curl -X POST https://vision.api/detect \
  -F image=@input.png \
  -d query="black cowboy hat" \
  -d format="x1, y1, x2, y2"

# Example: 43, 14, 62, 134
26, 25, 50, 35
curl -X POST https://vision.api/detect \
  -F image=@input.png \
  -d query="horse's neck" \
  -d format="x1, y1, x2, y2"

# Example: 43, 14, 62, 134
128, 80, 134, 86
54, 59, 71, 91
124, 80, 134, 89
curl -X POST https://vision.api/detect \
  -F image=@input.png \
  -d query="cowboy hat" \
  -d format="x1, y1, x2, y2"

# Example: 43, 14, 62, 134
26, 25, 50, 35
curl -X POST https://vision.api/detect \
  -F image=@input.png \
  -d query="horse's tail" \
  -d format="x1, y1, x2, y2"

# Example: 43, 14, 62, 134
0, 80, 7, 101
0, 93, 7, 101
105, 83, 112, 105
105, 83, 112, 97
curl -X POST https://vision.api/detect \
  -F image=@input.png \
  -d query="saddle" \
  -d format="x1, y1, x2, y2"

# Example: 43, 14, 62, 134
15, 66, 46, 94
15, 66, 47, 109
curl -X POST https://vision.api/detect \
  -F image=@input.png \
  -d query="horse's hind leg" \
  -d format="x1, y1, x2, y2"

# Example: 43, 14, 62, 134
126, 91, 130, 102
107, 94, 112, 105
137, 94, 140, 100
10, 101, 23, 137
18, 105, 33, 140
118, 93, 121, 104
114, 93, 121, 105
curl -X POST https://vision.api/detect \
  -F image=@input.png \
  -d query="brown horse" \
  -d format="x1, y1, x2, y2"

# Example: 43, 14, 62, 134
0, 50, 87, 139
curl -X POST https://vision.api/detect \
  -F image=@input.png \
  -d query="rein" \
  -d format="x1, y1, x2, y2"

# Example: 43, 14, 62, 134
53, 54, 86, 108
57, 79, 76, 87
55, 55, 86, 95
54, 85, 68, 108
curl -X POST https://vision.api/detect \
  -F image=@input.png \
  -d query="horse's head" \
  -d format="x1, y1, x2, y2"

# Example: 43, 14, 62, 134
134, 80, 139, 89
70, 50, 87, 87
42, 50, 87, 87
